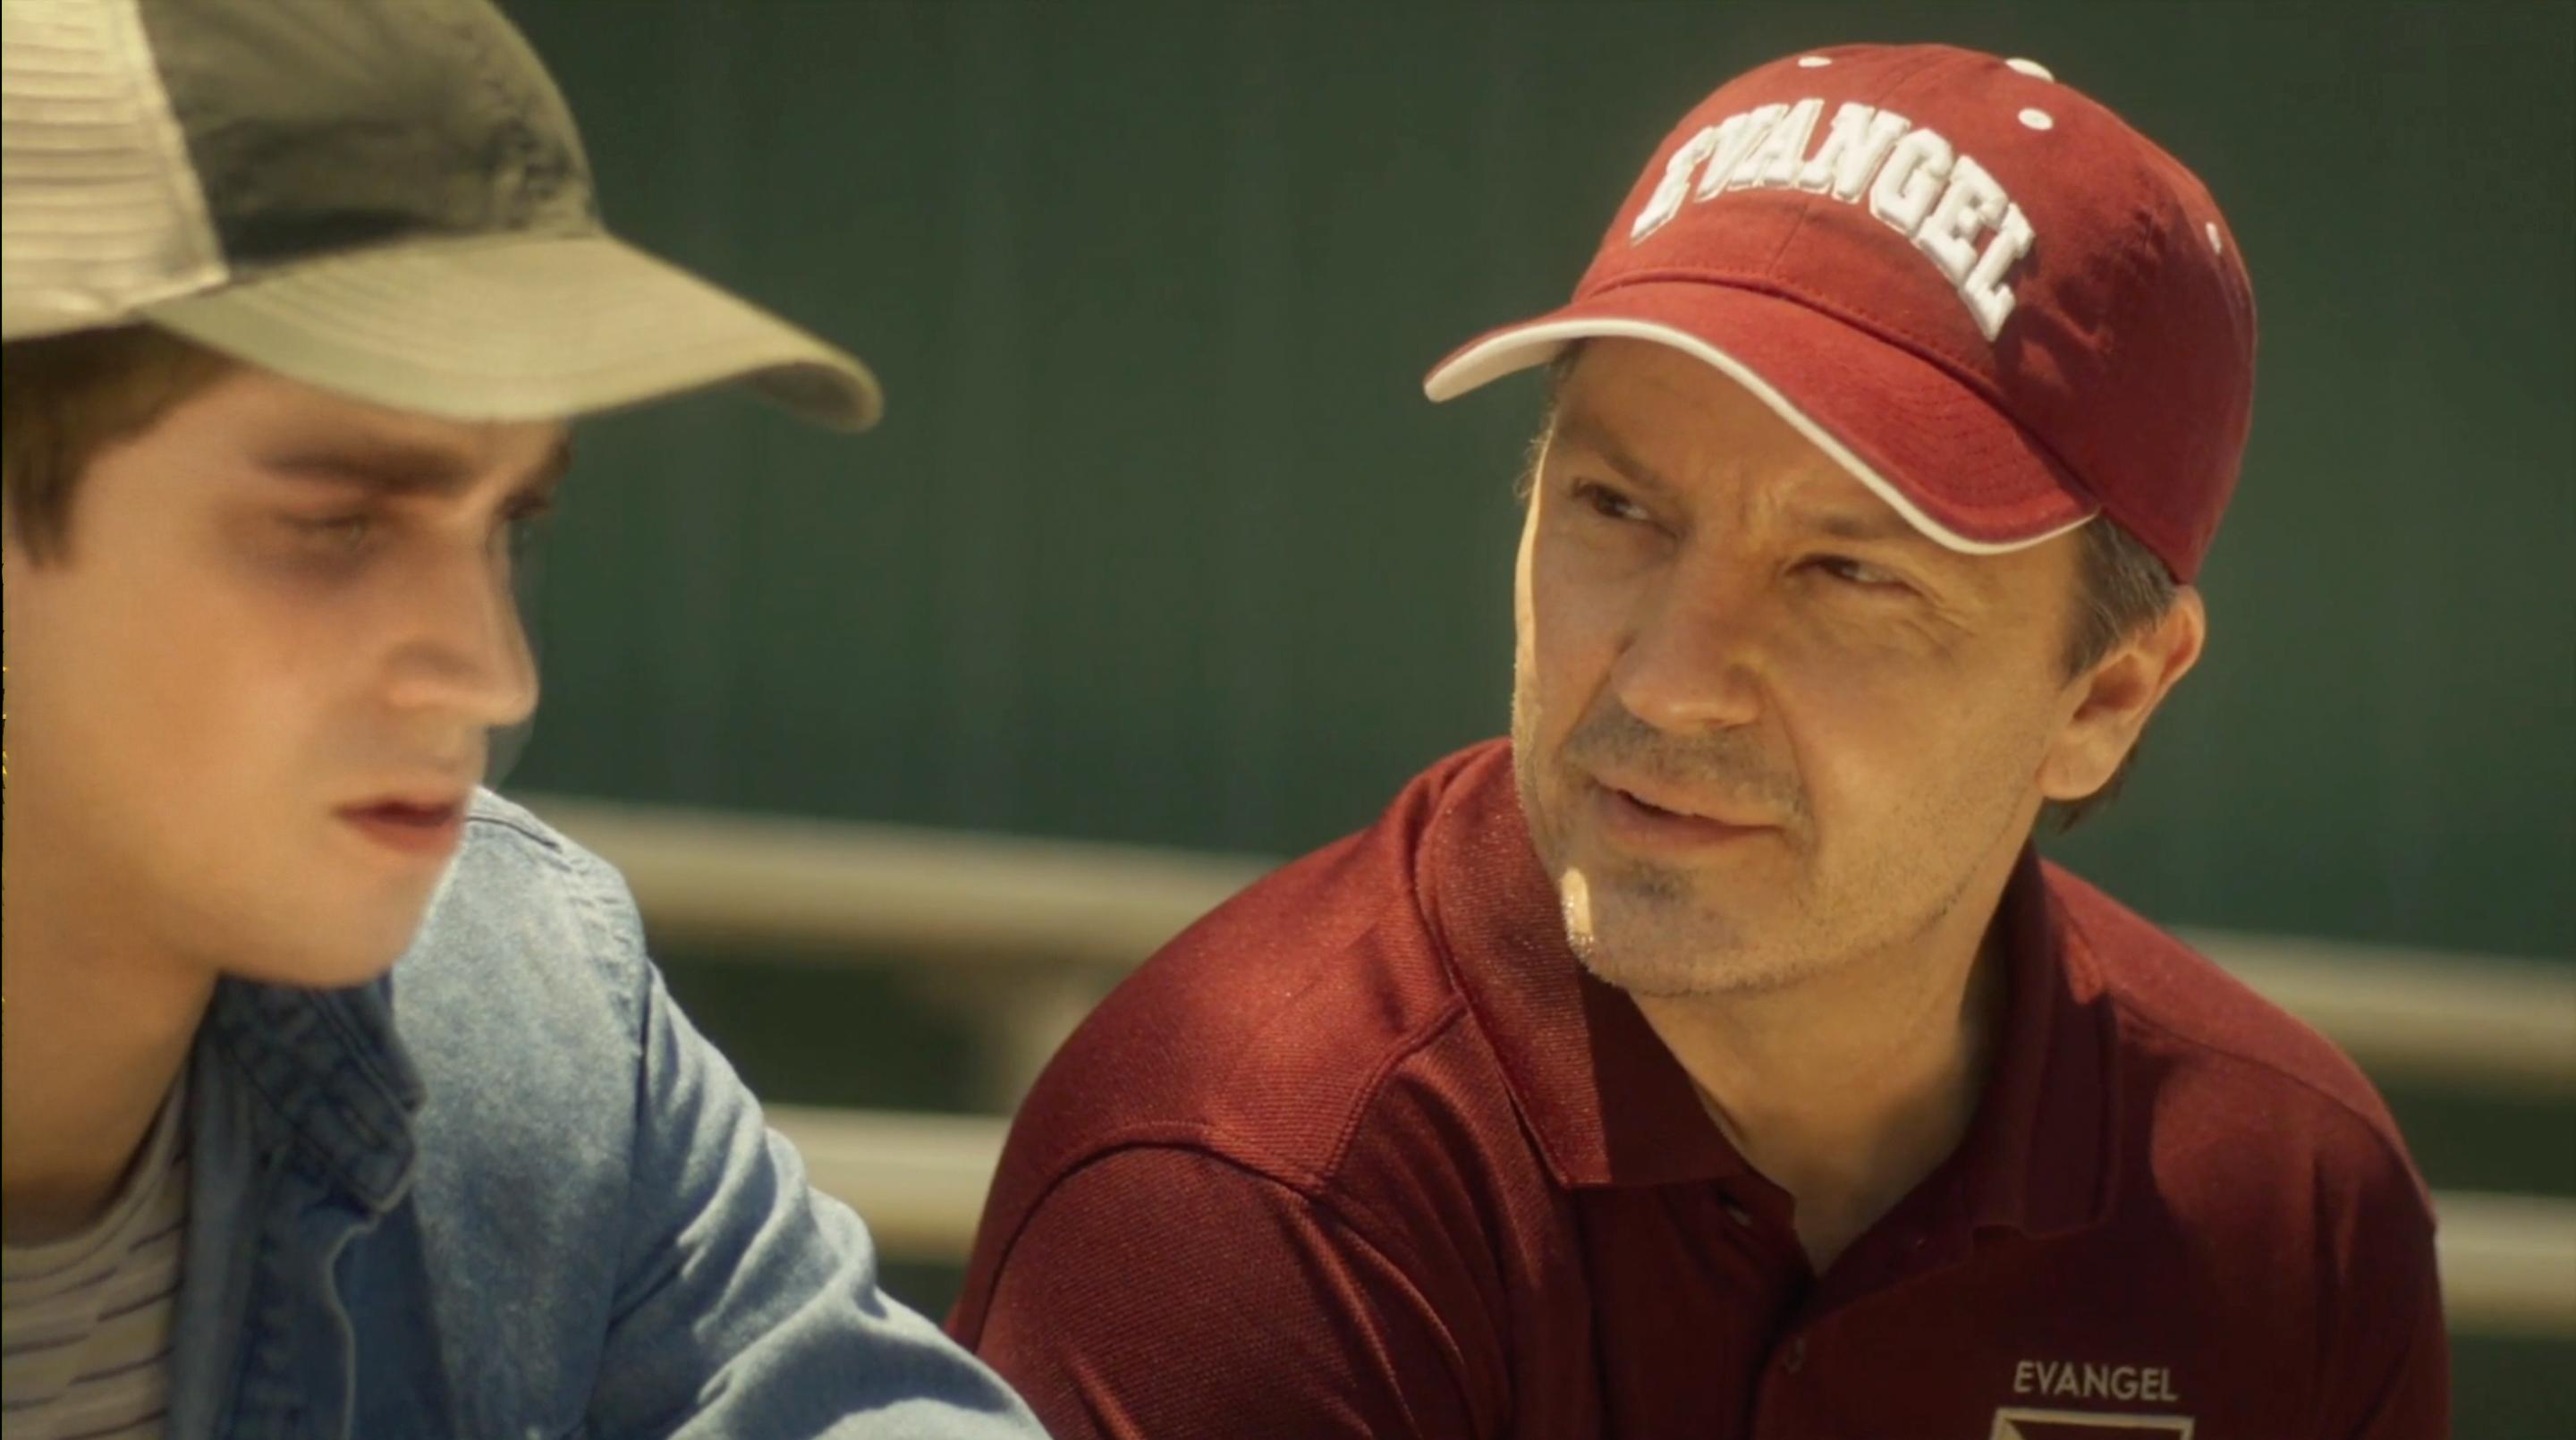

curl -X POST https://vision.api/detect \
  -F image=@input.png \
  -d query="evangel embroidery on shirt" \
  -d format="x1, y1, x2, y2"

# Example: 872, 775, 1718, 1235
1990, 1360, 2192, 1438
2009, 1359, 2180, 1404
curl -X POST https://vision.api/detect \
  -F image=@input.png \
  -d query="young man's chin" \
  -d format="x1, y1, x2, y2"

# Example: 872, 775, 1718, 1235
214, 845, 461, 990
222, 905, 441, 991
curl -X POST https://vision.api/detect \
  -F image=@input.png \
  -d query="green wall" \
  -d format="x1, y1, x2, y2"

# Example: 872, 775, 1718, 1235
504, 0, 2574, 959
501, 2, 2573, 1427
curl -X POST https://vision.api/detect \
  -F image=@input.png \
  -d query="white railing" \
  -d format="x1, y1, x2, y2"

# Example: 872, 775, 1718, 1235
525, 795, 1273, 971
772, 1105, 2576, 1340
521, 793, 2576, 1337
524, 793, 2576, 1097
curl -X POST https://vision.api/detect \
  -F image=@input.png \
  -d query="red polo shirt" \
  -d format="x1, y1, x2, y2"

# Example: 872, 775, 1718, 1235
952, 741, 2447, 1438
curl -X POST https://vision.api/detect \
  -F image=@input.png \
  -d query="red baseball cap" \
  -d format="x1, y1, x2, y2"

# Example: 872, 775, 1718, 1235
1426, 45, 2256, 582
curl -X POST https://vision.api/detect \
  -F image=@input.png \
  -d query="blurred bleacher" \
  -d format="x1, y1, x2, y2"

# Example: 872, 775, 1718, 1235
526, 792, 2576, 1343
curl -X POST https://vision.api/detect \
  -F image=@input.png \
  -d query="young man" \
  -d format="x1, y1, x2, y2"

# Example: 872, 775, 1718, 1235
1, 1, 1040, 1436
953, 45, 2447, 1438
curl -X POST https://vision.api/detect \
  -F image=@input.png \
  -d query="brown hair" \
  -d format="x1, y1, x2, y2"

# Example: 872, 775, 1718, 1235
1524, 340, 2179, 831
2, 326, 235, 562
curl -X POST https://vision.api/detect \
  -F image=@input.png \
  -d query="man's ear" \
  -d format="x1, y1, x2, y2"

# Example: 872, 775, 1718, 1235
2038, 589, 2207, 803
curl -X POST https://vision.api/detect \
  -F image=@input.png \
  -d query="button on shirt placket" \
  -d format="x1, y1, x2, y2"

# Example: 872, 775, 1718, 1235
1743, 1330, 1817, 1440
1747, 1333, 1817, 1438
1707, 1182, 1823, 1436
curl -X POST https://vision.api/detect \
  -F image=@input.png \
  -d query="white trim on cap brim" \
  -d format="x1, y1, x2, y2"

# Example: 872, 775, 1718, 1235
1423, 317, 2091, 556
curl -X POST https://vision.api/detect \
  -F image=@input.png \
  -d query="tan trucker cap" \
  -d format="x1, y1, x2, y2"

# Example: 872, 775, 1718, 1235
2, 0, 883, 430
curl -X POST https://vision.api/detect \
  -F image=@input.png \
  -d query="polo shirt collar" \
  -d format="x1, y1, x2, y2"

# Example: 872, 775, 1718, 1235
1948, 847, 2121, 1237
1418, 741, 2117, 1239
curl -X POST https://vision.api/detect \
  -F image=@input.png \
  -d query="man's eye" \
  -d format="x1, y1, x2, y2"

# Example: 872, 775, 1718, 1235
499, 494, 557, 553
291, 513, 376, 551
1571, 479, 1648, 523
1812, 555, 1907, 590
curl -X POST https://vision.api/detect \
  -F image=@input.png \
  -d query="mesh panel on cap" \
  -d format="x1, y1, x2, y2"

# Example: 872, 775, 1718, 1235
1, 0, 225, 339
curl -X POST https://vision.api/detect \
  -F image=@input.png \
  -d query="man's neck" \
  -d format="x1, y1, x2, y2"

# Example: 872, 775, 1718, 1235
2, 858, 215, 1246
1629, 870, 2016, 1274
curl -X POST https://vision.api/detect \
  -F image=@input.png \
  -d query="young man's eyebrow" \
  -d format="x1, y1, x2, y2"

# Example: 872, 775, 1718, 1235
258, 434, 574, 498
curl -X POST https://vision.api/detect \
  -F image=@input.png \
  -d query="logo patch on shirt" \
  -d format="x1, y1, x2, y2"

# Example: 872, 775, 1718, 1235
1990, 1407, 2195, 1439
1993, 1360, 2192, 1437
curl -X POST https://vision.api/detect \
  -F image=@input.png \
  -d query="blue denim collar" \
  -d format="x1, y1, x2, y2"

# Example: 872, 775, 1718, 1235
200, 973, 426, 1214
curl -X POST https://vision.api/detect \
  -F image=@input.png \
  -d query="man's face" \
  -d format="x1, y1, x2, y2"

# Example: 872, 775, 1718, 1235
1511, 338, 2090, 998
4, 365, 563, 988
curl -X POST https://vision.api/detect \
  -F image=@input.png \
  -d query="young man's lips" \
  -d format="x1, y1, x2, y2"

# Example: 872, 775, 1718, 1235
340, 800, 467, 857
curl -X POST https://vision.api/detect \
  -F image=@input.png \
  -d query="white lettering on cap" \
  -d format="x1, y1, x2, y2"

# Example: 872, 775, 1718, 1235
1698, 104, 1788, 200
1629, 97, 2044, 342
1868, 127, 1956, 234
1729, 97, 1825, 191
1962, 203, 2036, 337
1631, 126, 1724, 241
1796, 103, 1913, 201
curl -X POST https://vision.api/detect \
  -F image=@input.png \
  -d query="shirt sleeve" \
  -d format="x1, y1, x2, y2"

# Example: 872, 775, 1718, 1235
2315, 1153, 2450, 1438
970, 1145, 1497, 1440
584, 961, 1045, 1440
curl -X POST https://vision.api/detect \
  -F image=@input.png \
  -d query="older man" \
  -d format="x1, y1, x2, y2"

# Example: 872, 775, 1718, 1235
954, 44, 2445, 1439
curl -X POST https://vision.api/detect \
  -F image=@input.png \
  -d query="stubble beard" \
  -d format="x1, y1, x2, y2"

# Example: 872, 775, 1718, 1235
1509, 674, 1842, 1000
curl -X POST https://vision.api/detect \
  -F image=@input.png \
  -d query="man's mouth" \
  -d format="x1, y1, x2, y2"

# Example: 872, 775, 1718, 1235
338, 798, 468, 858
1591, 780, 1772, 849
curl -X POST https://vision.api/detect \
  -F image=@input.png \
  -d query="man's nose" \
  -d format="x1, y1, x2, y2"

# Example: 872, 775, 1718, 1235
1609, 555, 1769, 735
382, 545, 541, 732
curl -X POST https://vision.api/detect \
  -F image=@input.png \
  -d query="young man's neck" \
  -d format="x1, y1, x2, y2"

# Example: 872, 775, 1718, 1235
1629, 858, 2019, 1274
1, 852, 215, 1245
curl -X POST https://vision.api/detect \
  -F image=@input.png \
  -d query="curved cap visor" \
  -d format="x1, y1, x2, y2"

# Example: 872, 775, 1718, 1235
140, 231, 882, 431
1424, 283, 2095, 554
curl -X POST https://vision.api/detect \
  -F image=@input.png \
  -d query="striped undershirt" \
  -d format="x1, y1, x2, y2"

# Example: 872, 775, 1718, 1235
2, 1080, 189, 1440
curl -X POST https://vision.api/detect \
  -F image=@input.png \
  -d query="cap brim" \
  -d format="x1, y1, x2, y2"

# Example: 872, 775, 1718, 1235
141, 232, 882, 431
1424, 284, 2093, 554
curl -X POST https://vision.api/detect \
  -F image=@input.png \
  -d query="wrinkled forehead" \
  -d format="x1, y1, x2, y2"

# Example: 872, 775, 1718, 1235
1525, 326, 2088, 563
1542, 337, 1947, 544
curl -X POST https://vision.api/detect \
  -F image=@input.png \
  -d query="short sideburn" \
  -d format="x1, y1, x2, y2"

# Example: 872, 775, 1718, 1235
2, 326, 236, 563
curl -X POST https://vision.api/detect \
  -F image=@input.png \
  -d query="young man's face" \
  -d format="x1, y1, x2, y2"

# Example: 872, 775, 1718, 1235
4, 364, 564, 988
1511, 338, 2103, 998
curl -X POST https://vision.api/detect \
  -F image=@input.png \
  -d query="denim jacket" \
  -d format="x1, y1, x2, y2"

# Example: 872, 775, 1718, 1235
161, 790, 1044, 1439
